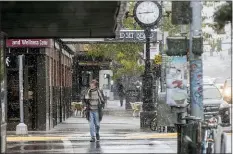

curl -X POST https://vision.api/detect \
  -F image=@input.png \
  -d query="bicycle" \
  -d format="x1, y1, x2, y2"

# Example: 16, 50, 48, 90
150, 116, 176, 132
182, 113, 228, 154
201, 110, 228, 154
202, 116, 218, 154
150, 116, 158, 131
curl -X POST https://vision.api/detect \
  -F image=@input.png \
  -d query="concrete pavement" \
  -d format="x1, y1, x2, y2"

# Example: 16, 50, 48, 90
7, 100, 177, 153
6, 100, 232, 153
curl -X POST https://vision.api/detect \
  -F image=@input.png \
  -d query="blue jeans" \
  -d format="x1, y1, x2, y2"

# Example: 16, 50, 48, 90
89, 110, 100, 137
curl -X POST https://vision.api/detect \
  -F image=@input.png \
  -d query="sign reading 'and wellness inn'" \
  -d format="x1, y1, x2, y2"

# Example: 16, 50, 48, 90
6, 39, 51, 48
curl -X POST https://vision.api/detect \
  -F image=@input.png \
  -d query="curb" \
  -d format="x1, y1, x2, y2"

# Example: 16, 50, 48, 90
7, 133, 232, 142
7, 136, 65, 142
125, 133, 177, 139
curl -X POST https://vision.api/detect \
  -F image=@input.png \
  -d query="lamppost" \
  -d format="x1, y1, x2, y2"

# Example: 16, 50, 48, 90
133, 1, 162, 127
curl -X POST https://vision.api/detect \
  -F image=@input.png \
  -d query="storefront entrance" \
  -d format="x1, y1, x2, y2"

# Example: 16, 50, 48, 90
7, 48, 38, 130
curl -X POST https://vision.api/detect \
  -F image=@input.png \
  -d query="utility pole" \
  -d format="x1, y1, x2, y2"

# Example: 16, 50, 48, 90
189, 1, 204, 120
160, 1, 165, 92
16, 55, 28, 135
188, 2, 203, 153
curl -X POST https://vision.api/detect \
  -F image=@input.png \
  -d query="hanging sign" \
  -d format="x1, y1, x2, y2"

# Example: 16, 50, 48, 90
104, 30, 159, 43
6, 39, 51, 48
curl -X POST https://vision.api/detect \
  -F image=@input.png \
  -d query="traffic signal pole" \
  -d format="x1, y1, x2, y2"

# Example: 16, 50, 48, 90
188, 2, 203, 153
189, 1, 204, 120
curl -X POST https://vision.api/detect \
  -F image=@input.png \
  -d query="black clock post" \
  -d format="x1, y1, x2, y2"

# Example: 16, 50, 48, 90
133, 1, 162, 128
140, 27, 156, 127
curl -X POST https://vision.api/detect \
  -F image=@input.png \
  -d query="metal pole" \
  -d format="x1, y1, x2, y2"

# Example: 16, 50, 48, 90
189, 1, 204, 119
141, 27, 155, 128
145, 28, 151, 74
160, 1, 165, 92
16, 55, 28, 135
142, 27, 154, 111
19, 55, 24, 123
58, 44, 62, 123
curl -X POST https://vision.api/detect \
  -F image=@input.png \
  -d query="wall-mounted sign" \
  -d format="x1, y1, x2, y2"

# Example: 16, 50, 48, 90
6, 39, 51, 48
104, 30, 158, 43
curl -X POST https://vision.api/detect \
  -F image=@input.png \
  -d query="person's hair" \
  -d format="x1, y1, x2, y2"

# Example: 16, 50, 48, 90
90, 79, 99, 87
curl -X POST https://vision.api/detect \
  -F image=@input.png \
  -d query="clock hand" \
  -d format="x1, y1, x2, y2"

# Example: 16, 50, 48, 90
138, 12, 154, 14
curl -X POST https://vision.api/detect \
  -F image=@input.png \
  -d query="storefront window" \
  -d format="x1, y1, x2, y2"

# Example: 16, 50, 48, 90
81, 71, 92, 87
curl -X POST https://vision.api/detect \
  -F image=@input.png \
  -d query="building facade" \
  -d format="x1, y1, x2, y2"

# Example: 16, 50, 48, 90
6, 39, 73, 131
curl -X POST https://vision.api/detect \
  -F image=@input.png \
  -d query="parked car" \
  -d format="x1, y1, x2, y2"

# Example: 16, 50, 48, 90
222, 78, 232, 104
202, 84, 230, 124
187, 84, 230, 124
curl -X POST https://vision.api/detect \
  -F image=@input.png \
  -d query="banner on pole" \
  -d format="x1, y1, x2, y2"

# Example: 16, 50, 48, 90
190, 60, 203, 108
166, 56, 188, 107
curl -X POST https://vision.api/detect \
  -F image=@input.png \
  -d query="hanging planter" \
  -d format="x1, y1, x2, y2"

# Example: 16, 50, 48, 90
192, 36, 203, 56
166, 37, 188, 56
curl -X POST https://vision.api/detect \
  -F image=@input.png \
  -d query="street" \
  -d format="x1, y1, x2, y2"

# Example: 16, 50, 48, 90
203, 51, 231, 79
6, 101, 232, 153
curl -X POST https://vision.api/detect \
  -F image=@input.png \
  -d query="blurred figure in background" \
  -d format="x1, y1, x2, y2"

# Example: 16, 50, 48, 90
118, 83, 125, 107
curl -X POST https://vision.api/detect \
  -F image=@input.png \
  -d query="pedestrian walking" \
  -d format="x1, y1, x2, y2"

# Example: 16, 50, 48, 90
84, 79, 105, 142
118, 83, 125, 107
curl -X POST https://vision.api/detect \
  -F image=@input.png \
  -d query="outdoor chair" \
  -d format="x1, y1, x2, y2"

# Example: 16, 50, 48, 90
134, 103, 142, 117
130, 102, 142, 117
72, 102, 85, 117
130, 102, 136, 117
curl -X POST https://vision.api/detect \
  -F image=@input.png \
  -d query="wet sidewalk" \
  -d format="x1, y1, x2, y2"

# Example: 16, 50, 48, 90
6, 100, 232, 153
6, 100, 178, 153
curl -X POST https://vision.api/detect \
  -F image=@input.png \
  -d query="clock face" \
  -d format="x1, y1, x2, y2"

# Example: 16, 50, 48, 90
135, 1, 160, 25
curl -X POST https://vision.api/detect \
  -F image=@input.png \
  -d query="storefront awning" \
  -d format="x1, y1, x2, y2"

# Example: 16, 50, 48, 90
0, 1, 127, 38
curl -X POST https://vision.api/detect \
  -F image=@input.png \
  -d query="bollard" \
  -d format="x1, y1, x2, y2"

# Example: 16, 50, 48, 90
171, 106, 187, 154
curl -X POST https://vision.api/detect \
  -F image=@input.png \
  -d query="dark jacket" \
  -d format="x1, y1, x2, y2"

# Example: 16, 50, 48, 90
84, 88, 105, 122
118, 84, 125, 97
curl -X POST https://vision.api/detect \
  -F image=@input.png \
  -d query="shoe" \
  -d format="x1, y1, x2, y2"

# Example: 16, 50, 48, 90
90, 137, 95, 142
96, 133, 100, 141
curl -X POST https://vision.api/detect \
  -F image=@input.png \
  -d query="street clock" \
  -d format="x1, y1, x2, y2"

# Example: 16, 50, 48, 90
133, 1, 162, 28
